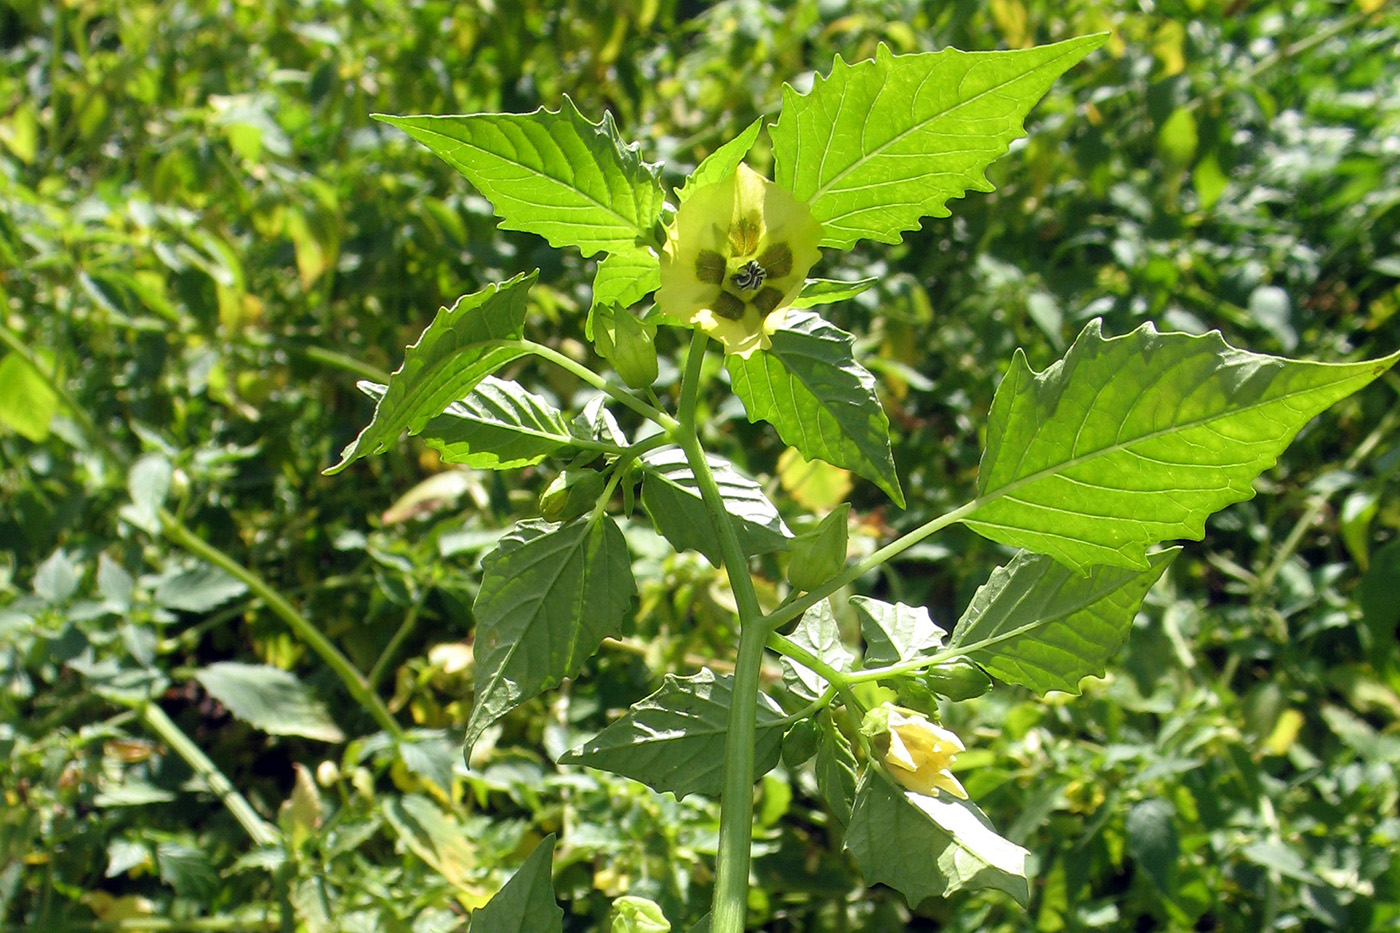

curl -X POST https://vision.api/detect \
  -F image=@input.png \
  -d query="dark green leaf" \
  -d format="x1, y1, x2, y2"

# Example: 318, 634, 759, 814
772, 37, 1107, 249
949, 548, 1178, 695
379, 99, 664, 258
815, 711, 858, 826
1125, 798, 1178, 892
467, 517, 635, 752
639, 448, 791, 565
469, 835, 563, 933
560, 668, 785, 800
727, 310, 903, 506
966, 321, 1400, 572
194, 662, 344, 742
326, 272, 537, 474
847, 775, 1030, 907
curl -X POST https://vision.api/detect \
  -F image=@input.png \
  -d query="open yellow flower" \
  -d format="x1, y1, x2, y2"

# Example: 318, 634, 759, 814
876, 707, 969, 800
656, 163, 823, 357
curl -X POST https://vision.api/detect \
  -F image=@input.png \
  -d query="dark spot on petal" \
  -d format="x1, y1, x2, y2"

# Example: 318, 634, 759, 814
695, 249, 726, 284
758, 242, 792, 279
752, 286, 784, 316
712, 291, 746, 320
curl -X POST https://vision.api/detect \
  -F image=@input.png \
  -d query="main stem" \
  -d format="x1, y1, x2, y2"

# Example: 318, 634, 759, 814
673, 333, 768, 933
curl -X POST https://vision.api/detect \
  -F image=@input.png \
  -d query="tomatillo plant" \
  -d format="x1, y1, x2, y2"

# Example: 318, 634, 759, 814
327, 36, 1399, 932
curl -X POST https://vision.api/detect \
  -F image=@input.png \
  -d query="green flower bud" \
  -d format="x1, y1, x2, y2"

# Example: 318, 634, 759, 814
781, 718, 820, 767
610, 895, 670, 933
923, 658, 992, 701
593, 303, 658, 389
539, 469, 607, 521
786, 502, 850, 592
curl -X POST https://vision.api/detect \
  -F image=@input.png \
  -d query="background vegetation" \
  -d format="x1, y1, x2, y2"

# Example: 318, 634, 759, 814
3, 0, 1399, 930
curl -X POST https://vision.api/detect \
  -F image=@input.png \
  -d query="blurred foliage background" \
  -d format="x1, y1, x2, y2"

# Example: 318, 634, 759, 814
3, 0, 1399, 930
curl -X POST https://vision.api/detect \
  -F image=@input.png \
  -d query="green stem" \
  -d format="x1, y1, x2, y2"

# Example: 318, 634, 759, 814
517, 339, 678, 431
765, 499, 981, 632
160, 509, 404, 741
672, 333, 769, 933
139, 702, 280, 848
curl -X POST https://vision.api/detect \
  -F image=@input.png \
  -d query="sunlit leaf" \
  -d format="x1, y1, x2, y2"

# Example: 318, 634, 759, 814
639, 447, 791, 565
966, 320, 1400, 573
194, 662, 344, 742
379, 99, 664, 258
772, 37, 1106, 249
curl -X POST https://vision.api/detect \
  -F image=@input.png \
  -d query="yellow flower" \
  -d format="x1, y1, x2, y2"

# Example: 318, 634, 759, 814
878, 708, 969, 800
656, 163, 823, 358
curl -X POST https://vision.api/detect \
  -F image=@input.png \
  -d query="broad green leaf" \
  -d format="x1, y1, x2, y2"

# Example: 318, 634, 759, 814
949, 548, 1178, 695
677, 117, 764, 202
120, 453, 172, 534
781, 600, 854, 702
559, 669, 785, 800
1125, 798, 1179, 892
639, 448, 791, 566
382, 795, 481, 893
852, 596, 946, 668
727, 310, 903, 507
154, 565, 249, 613
468, 835, 562, 933
589, 247, 660, 325
193, 662, 344, 742
847, 775, 1030, 907
789, 277, 878, 309
467, 517, 635, 752
326, 272, 536, 474
379, 99, 664, 258
0, 350, 59, 441
409, 375, 571, 470
965, 321, 1400, 573
772, 37, 1106, 249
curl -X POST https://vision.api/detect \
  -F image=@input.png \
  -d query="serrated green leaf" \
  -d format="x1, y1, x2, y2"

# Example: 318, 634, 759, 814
559, 669, 785, 799
379, 99, 664, 258
949, 548, 1178, 695
403, 375, 571, 470
193, 662, 345, 742
789, 277, 878, 309
589, 247, 660, 327
677, 117, 764, 202
847, 775, 1030, 907
326, 272, 536, 474
773, 37, 1106, 249
727, 310, 903, 506
965, 321, 1400, 573
469, 835, 562, 933
852, 596, 946, 668
154, 565, 248, 613
467, 517, 635, 752
781, 600, 854, 702
382, 795, 479, 892
639, 448, 791, 566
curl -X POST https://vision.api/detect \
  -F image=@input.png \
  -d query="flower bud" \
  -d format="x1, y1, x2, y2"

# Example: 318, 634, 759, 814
539, 469, 607, 521
593, 304, 658, 389
863, 705, 968, 800
923, 658, 992, 701
610, 895, 670, 933
786, 502, 850, 592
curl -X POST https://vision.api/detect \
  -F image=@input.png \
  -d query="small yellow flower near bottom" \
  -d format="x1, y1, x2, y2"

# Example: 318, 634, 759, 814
877, 707, 969, 800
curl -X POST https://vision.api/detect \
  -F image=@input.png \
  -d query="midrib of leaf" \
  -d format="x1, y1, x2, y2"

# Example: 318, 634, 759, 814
805, 44, 1088, 205
398, 124, 644, 235
951, 570, 1103, 660
976, 363, 1384, 522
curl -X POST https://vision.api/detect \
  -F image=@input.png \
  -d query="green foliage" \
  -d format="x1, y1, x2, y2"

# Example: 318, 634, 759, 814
467, 835, 563, 933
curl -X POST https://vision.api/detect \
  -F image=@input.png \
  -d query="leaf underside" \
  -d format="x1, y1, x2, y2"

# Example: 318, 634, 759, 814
727, 310, 904, 507
418, 375, 571, 470
466, 517, 635, 752
966, 319, 1400, 573
847, 775, 1031, 907
950, 547, 1179, 695
772, 36, 1107, 249
468, 835, 563, 933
